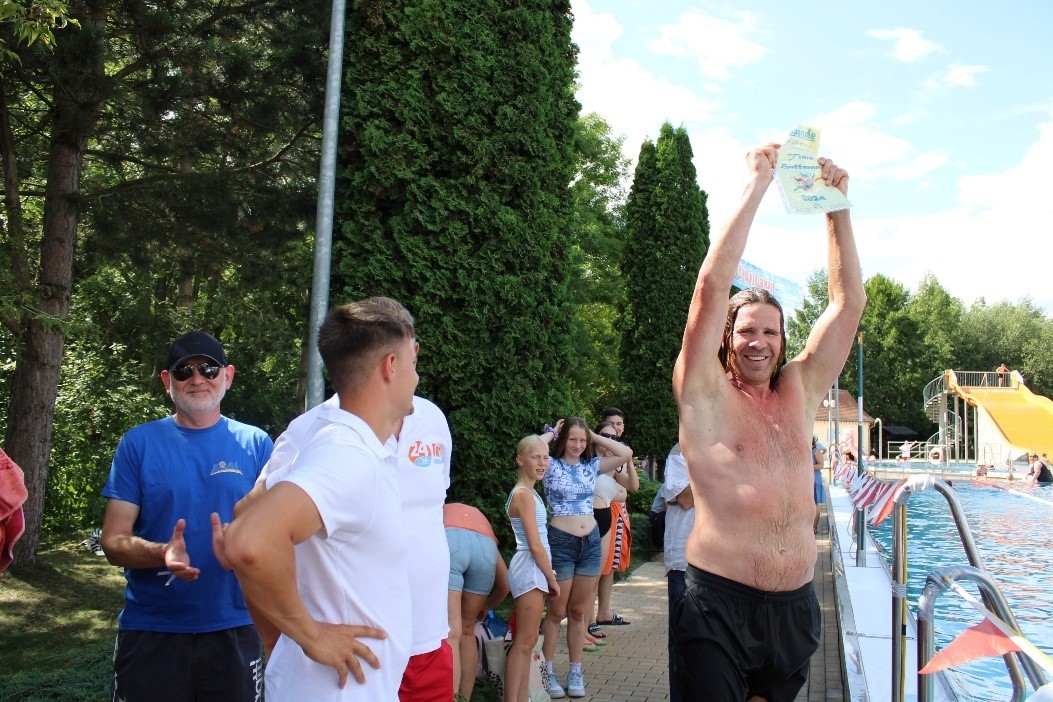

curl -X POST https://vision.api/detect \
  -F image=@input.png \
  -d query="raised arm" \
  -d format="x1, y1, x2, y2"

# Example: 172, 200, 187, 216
791, 157, 866, 406
673, 144, 779, 402
593, 431, 634, 474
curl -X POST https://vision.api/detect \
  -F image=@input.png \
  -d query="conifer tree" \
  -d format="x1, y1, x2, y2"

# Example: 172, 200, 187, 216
334, 1, 579, 519
619, 123, 710, 463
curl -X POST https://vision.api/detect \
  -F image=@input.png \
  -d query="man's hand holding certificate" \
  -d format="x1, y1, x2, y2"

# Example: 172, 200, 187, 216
772, 125, 852, 214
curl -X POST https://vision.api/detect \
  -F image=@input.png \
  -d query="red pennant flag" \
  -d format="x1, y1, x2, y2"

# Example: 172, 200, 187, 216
919, 618, 1022, 674
869, 479, 907, 526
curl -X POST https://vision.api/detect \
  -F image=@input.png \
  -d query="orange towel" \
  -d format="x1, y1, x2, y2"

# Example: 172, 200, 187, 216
0, 448, 28, 572
602, 501, 632, 575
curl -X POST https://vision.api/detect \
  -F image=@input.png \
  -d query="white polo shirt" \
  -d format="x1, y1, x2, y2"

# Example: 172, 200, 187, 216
386, 397, 452, 655
260, 395, 453, 655
662, 446, 695, 574
264, 409, 410, 701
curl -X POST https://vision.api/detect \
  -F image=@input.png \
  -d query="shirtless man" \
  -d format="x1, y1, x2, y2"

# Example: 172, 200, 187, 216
671, 144, 865, 702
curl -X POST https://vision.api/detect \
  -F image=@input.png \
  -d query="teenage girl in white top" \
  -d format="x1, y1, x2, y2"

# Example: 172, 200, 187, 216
504, 435, 560, 702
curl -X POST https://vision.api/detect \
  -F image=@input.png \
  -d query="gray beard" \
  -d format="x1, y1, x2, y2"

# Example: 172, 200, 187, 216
170, 382, 226, 415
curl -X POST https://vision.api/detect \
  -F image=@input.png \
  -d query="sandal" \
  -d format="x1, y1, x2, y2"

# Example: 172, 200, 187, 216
587, 623, 607, 639
597, 614, 631, 626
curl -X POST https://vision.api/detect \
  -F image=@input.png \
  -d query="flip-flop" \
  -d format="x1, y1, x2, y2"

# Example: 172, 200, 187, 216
587, 623, 607, 638
597, 614, 631, 625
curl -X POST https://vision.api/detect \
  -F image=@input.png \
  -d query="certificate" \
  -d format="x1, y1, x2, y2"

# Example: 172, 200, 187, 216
771, 125, 851, 214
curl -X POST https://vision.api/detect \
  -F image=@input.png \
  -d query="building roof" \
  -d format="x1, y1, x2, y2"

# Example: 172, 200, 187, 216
813, 388, 875, 423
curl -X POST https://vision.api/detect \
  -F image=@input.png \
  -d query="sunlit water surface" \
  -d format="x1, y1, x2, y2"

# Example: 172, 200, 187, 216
869, 481, 1053, 701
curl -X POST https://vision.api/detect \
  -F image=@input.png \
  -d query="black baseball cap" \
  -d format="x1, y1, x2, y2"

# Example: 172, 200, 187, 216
166, 331, 227, 369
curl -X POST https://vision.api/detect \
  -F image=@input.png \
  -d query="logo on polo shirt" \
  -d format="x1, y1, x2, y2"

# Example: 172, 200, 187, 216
210, 461, 244, 476
407, 440, 445, 468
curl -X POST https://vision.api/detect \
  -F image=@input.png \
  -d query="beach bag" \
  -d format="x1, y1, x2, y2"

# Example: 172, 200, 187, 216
477, 609, 507, 681
483, 612, 550, 702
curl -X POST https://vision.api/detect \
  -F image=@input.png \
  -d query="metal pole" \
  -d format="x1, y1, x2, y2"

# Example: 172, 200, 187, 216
891, 501, 907, 702
834, 378, 840, 457
856, 332, 866, 566
305, 0, 348, 411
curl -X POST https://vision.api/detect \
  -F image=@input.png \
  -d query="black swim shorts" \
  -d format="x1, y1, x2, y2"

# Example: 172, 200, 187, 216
672, 565, 820, 702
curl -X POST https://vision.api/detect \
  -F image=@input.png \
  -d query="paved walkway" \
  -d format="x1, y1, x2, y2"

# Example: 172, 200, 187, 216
548, 506, 845, 701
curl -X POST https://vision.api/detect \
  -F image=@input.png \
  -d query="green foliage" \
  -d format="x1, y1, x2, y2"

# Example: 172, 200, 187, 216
619, 123, 709, 460
626, 473, 660, 516
46, 337, 168, 534
333, 0, 579, 535
786, 269, 827, 360
0, 0, 78, 65
843, 274, 934, 434
906, 274, 965, 374
566, 113, 630, 415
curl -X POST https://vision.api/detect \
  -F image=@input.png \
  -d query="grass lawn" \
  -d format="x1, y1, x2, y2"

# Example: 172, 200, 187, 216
0, 536, 125, 701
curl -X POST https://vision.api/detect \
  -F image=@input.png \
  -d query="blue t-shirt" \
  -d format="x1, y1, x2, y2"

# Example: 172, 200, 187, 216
543, 456, 602, 517
102, 415, 273, 633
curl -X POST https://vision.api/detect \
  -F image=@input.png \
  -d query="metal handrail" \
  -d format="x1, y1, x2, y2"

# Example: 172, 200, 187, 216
888, 478, 1042, 700
918, 565, 1049, 702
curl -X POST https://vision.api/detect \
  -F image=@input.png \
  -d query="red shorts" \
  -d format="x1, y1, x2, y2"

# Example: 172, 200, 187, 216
398, 641, 453, 702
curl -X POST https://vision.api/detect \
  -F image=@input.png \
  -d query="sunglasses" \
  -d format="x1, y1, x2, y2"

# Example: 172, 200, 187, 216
170, 363, 222, 381
598, 433, 620, 440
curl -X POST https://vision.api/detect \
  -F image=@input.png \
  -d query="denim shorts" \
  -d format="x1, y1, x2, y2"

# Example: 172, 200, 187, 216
446, 527, 499, 595
547, 524, 602, 580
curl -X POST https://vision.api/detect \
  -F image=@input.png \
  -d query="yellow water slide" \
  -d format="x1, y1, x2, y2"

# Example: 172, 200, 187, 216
946, 371, 1053, 457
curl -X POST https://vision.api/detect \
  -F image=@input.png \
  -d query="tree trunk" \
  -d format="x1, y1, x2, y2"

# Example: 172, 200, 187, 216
7, 2, 108, 566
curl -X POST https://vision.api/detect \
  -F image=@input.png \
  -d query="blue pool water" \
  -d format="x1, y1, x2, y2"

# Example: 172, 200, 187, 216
869, 481, 1053, 701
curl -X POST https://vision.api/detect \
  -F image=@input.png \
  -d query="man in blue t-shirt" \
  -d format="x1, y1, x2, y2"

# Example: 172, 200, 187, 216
101, 331, 274, 702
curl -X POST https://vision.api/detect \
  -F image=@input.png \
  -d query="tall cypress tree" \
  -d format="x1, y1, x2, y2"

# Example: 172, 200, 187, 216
619, 123, 710, 463
334, 1, 579, 521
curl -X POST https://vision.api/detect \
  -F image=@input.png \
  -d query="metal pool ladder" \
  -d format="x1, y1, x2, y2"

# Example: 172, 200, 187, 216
890, 478, 1049, 701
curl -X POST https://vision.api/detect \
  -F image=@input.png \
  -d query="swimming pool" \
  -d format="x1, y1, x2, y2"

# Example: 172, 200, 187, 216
869, 481, 1053, 701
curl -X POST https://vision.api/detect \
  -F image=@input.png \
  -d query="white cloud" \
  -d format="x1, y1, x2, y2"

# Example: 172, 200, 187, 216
868, 28, 943, 63
573, 0, 722, 162
922, 63, 990, 94
943, 63, 989, 88
648, 10, 768, 80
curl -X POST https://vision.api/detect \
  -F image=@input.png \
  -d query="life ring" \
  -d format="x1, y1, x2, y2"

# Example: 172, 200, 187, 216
929, 447, 944, 465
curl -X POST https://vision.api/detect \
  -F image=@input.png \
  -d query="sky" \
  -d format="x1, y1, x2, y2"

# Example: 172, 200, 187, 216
570, 0, 1053, 315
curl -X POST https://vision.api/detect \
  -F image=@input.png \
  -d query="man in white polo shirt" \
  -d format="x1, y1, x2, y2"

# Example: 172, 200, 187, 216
224, 297, 421, 700
220, 307, 454, 701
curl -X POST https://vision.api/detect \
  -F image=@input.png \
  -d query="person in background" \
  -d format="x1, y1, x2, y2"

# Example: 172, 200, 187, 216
1025, 452, 1053, 484
223, 298, 419, 701
217, 308, 454, 701
600, 408, 625, 439
594, 422, 638, 630
0, 447, 27, 574
101, 331, 273, 702
661, 443, 694, 702
504, 435, 560, 702
812, 436, 826, 534
444, 503, 510, 701
540, 417, 633, 698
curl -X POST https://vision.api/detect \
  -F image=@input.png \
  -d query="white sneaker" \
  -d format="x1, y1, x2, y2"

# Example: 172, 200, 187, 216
548, 673, 566, 699
567, 670, 585, 698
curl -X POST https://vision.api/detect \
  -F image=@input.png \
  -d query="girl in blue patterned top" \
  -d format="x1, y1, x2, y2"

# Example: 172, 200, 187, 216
539, 417, 633, 698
